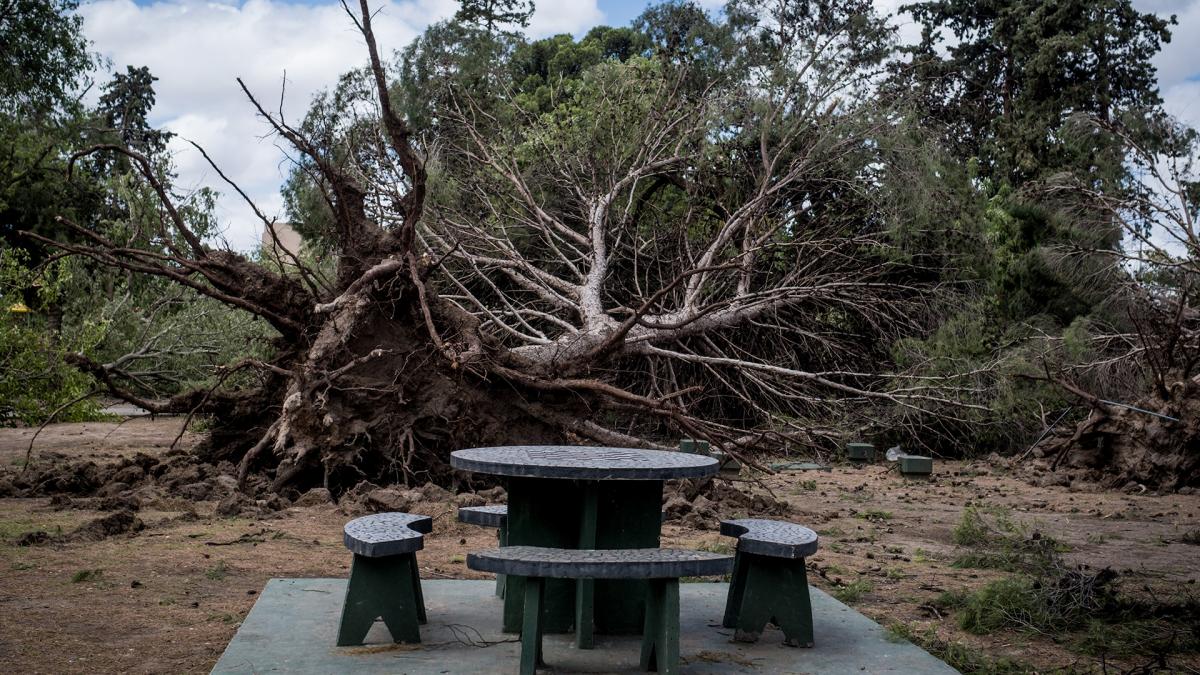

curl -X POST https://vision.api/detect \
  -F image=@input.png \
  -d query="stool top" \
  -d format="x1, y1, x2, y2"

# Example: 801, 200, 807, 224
343, 512, 433, 557
720, 518, 819, 559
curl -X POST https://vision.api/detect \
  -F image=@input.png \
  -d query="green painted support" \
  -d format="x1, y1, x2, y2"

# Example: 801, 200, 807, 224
899, 454, 933, 475
520, 577, 546, 675
678, 438, 710, 454
847, 442, 876, 461
722, 552, 814, 648
502, 477, 661, 634
575, 483, 598, 649
639, 578, 681, 674
336, 553, 424, 646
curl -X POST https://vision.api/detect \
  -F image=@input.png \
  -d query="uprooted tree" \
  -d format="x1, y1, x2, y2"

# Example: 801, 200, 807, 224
1029, 114, 1200, 490
22, 0, 982, 494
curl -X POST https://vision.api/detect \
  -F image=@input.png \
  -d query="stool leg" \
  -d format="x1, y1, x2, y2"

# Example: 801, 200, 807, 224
772, 560, 814, 647
408, 555, 427, 624
336, 553, 422, 646
520, 576, 545, 675
722, 552, 747, 629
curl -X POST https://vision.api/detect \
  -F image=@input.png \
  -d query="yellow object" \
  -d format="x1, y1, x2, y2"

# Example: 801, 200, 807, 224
7, 302, 30, 313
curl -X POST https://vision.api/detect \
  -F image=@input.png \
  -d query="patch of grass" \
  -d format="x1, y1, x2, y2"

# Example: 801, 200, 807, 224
886, 623, 1028, 674
70, 568, 103, 583
912, 548, 935, 563
832, 579, 873, 604
857, 509, 893, 522
207, 612, 240, 625
885, 567, 906, 580
697, 540, 733, 555
205, 561, 229, 581
816, 526, 844, 537
796, 480, 818, 492
950, 506, 1061, 573
11, 561, 35, 571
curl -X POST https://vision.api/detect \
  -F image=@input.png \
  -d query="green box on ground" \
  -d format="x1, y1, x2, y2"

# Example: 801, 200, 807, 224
846, 442, 875, 461
679, 439, 710, 454
899, 454, 933, 475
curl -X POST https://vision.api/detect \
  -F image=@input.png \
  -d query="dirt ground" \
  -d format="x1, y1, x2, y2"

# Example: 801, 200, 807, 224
0, 418, 1197, 674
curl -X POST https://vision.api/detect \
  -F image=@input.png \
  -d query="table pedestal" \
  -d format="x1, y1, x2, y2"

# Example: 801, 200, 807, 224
501, 477, 662, 635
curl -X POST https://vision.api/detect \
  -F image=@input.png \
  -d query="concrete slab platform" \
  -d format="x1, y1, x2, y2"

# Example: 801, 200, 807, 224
212, 579, 957, 674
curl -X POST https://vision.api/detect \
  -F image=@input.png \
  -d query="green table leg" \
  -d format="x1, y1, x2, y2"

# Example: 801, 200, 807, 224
336, 553, 422, 646
575, 483, 598, 649
520, 577, 546, 675
639, 578, 680, 674
503, 477, 662, 634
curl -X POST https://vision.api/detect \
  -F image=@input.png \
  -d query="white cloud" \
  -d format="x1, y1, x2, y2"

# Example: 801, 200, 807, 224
1141, 0, 1200, 130
79, 0, 601, 251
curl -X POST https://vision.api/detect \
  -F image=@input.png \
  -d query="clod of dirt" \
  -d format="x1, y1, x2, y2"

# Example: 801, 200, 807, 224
176, 482, 211, 501
454, 492, 487, 508
418, 482, 451, 502
0, 476, 17, 497
69, 510, 144, 542
364, 488, 413, 513
293, 487, 332, 507
216, 493, 251, 517
15, 530, 51, 546
477, 486, 506, 502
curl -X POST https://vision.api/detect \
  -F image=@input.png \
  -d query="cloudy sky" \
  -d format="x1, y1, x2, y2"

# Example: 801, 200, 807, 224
77, 0, 1200, 251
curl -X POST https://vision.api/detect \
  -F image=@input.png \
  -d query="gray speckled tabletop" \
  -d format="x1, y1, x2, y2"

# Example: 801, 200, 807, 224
450, 445, 718, 480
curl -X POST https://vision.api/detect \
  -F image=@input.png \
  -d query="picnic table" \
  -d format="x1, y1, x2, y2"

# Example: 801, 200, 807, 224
450, 445, 718, 641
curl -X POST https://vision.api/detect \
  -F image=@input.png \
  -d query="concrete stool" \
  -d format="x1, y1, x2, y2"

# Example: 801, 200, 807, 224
720, 518, 819, 647
337, 512, 432, 646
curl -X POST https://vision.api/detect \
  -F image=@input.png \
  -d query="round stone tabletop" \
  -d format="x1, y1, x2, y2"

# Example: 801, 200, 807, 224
450, 445, 718, 480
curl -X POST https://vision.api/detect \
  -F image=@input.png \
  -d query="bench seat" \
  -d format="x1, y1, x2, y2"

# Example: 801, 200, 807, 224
468, 545, 732, 579
468, 546, 732, 675
457, 504, 509, 528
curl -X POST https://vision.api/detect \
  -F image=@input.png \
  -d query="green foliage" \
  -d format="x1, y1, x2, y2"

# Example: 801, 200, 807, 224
70, 568, 103, 583
0, 0, 94, 119
951, 506, 1062, 572
454, 0, 533, 32
898, 0, 1173, 186
205, 561, 228, 581
0, 249, 103, 425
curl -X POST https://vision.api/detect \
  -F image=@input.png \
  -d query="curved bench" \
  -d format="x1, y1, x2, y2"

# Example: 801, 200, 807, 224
469, 546, 732, 675
719, 518, 819, 647
458, 505, 510, 597
337, 512, 433, 646
457, 504, 509, 528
